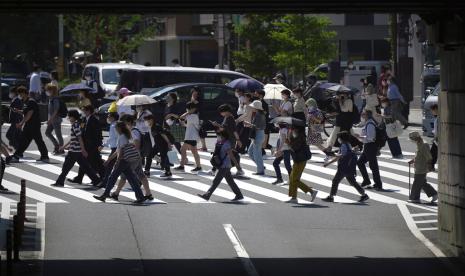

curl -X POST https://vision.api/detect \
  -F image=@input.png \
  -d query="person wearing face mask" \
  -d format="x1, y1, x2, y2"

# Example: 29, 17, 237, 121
244, 100, 266, 175
6, 87, 23, 151
380, 98, 403, 159
273, 89, 293, 117
7, 86, 49, 163
116, 88, 134, 116
407, 132, 438, 204
354, 110, 383, 190
306, 98, 334, 158
235, 89, 246, 116
68, 105, 105, 186
135, 105, 153, 175
78, 89, 93, 109
386, 76, 408, 129
164, 92, 184, 154
101, 112, 119, 186
291, 88, 308, 122
174, 102, 202, 172
272, 123, 292, 185
197, 130, 244, 201
45, 83, 64, 155
286, 126, 318, 204
323, 131, 369, 203
324, 91, 354, 152
236, 93, 254, 153
347, 61, 355, 71
144, 114, 173, 178
189, 87, 208, 152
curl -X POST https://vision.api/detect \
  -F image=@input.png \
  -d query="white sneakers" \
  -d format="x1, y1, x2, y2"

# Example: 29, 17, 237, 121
285, 198, 298, 204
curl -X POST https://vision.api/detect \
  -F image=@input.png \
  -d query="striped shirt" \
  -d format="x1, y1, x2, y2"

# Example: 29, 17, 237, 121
69, 122, 82, 152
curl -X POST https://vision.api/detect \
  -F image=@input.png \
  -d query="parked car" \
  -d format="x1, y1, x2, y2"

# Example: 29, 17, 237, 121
117, 66, 254, 94
97, 83, 239, 130
82, 63, 145, 97
423, 82, 440, 137
420, 66, 440, 105
0, 60, 28, 100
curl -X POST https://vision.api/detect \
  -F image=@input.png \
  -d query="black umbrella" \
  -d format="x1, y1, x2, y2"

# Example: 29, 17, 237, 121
270, 116, 306, 127
60, 83, 96, 94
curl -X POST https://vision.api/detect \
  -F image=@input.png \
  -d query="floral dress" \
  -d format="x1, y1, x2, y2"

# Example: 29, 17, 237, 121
307, 108, 324, 145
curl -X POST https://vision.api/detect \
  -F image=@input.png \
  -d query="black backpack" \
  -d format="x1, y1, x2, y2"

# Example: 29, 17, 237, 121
58, 98, 68, 118
210, 142, 226, 168
366, 121, 386, 148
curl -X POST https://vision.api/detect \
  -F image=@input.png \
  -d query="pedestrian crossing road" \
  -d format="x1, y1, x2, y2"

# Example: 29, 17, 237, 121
0, 146, 438, 215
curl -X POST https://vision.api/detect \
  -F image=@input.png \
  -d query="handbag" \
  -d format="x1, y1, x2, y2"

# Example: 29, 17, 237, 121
249, 127, 256, 139
386, 120, 403, 138
167, 150, 179, 164
169, 121, 186, 143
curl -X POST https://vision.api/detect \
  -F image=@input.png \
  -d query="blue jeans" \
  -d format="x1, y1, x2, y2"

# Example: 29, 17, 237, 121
248, 129, 265, 173
273, 150, 292, 180
103, 159, 144, 200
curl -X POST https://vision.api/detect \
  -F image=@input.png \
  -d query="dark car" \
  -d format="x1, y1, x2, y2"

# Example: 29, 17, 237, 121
97, 83, 239, 130
0, 60, 28, 100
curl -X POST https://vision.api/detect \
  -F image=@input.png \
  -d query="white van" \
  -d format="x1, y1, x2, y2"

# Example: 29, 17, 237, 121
82, 63, 145, 96
118, 66, 254, 94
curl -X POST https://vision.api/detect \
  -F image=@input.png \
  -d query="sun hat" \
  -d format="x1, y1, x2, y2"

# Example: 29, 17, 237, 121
408, 131, 422, 141
305, 98, 317, 108
118, 87, 131, 96
249, 100, 263, 110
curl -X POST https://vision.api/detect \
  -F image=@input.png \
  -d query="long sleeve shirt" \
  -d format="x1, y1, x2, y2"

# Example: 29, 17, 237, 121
414, 141, 432, 174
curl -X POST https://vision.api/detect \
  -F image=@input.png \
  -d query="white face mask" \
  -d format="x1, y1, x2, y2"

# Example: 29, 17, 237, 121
136, 107, 143, 113
308, 106, 316, 112
9, 93, 15, 99
292, 132, 298, 138
361, 117, 367, 123
85, 76, 92, 81
166, 119, 174, 126
107, 119, 113, 125
46, 92, 51, 97
337, 138, 342, 144
144, 121, 151, 128
235, 92, 240, 98
381, 104, 388, 108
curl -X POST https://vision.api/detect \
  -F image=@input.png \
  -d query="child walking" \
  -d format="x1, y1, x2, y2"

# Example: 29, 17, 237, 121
322, 131, 369, 202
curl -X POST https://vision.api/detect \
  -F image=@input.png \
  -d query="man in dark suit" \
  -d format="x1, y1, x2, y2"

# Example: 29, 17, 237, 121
68, 105, 105, 185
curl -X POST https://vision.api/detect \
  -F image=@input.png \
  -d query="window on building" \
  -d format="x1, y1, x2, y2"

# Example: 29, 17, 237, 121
373, 40, 391, 60
347, 40, 372, 60
345, 14, 374, 26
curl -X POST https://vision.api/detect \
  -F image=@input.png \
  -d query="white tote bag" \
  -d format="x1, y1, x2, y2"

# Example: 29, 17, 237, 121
167, 150, 179, 164
386, 120, 403, 138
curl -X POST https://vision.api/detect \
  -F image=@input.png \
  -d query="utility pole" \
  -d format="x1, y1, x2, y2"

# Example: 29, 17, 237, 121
57, 14, 65, 80
217, 14, 225, 69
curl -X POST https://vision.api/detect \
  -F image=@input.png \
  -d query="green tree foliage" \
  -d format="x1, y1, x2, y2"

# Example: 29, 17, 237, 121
64, 15, 156, 61
270, 14, 337, 79
232, 14, 283, 79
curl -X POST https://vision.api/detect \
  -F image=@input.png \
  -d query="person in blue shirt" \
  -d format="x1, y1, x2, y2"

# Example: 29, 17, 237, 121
386, 77, 408, 128
197, 130, 244, 201
323, 131, 369, 202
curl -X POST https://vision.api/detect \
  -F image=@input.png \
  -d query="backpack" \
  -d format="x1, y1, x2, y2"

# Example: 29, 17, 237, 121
58, 98, 68, 118
366, 121, 387, 148
338, 143, 357, 175
352, 104, 360, 124
210, 142, 227, 168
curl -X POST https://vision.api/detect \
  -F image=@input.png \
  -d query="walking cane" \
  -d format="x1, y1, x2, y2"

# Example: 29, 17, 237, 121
408, 162, 411, 198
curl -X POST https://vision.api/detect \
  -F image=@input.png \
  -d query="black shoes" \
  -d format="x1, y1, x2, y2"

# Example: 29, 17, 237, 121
191, 167, 202, 172
197, 193, 211, 201
37, 157, 50, 163
67, 177, 82, 184
0, 185, 9, 192
272, 178, 284, 185
361, 181, 372, 188
51, 183, 64, 187
160, 172, 172, 178
231, 195, 244, 201
133, 198, 146, 204
359, 194, 369, 202
322, 196, 334, 202
110, 192, 119, 201
144, 170, 150, 177
6, 155, 19, 164
93, 195, 107, 202
145, 194, 154, 201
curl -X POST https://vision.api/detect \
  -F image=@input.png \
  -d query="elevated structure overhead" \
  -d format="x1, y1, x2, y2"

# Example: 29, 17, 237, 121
1, 0, 464, 262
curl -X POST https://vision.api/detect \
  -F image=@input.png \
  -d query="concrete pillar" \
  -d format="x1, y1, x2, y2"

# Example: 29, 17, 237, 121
431, 15, 465, 260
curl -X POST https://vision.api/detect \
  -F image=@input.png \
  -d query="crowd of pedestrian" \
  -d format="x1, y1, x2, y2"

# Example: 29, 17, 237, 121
0, 65, 439, 205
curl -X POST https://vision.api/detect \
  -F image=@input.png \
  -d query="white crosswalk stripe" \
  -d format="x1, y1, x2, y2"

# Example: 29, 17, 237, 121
0, 147, 439, 211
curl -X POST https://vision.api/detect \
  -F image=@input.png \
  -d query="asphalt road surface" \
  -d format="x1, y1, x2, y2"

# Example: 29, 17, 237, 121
0, 121, 462, 276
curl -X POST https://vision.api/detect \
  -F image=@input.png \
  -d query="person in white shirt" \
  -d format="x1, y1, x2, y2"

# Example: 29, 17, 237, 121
29, 65, 42, 101
174, 102, 202, 173
135, 105, 153, 175
236, 89, 246, 116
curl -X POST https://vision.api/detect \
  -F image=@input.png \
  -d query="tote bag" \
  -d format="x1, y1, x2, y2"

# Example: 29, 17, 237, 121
386, 120, 403, 138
